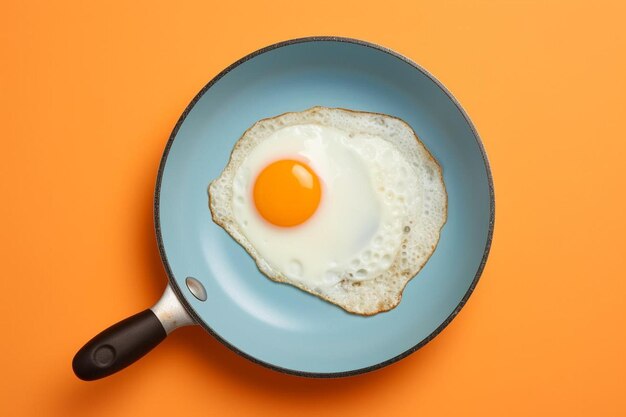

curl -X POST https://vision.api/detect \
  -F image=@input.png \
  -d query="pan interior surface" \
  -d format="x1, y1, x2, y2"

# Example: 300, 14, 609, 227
156, 39, 493, 375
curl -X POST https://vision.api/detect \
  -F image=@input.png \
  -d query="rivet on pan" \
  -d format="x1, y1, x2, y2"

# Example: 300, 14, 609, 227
185, 277, 207, 301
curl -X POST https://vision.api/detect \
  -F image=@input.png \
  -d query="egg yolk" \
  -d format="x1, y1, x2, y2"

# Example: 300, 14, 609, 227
253, 159, 321, 227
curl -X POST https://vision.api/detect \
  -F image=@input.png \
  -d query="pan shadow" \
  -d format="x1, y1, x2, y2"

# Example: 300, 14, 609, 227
163, 325, 436, 398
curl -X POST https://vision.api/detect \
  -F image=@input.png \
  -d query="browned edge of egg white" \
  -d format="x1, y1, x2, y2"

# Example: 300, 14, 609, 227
207, 106, 448, 316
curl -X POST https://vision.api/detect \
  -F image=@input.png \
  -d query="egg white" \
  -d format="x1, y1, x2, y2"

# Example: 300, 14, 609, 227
209, 107, 447, 315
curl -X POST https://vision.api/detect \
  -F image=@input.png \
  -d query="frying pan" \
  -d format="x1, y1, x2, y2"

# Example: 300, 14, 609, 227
72, 37, 494, 380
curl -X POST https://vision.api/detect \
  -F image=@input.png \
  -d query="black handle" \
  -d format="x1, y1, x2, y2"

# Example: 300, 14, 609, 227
72, 309, 167, 381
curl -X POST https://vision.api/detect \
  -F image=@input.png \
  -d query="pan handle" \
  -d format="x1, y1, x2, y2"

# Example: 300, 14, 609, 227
72, 285, 195, 381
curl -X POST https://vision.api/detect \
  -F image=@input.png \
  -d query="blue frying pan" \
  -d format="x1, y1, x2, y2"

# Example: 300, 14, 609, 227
73, 37, 494, 380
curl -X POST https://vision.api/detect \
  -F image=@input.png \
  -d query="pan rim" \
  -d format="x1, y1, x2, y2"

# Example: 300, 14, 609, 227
153, 36, 495, 378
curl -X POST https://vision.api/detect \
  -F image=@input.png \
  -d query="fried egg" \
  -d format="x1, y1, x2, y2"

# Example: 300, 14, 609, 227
209, 107, 447, 315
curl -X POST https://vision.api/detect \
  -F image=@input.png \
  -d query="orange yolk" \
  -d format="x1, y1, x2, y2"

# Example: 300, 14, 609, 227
253, 159, 321, 227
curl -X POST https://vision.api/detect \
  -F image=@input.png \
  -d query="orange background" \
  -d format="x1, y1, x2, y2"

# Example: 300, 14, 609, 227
2, 1, 625, 416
